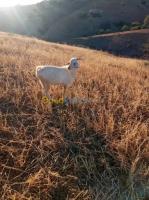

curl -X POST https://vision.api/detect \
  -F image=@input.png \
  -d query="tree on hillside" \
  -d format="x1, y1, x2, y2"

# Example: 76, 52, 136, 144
143, 15, 149, 28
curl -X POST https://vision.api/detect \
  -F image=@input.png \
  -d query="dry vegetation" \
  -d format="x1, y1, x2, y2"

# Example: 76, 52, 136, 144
0, 32, 149, 200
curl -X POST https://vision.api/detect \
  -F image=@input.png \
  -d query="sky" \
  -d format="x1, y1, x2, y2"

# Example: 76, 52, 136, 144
0, 0, 43, 7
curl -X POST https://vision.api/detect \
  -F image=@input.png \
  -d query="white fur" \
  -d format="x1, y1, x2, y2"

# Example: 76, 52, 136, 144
36, 57, 80, 98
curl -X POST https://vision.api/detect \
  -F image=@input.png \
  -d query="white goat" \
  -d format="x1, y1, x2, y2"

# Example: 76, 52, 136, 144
36, 57, 80, 99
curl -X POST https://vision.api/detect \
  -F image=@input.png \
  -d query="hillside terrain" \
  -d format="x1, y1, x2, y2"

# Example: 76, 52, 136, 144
0, 0, 149, 41
0, 32, 149, 200
71, 29, 149, 59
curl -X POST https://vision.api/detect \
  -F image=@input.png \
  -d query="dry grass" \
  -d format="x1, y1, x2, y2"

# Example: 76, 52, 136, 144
0, 32, 149, 200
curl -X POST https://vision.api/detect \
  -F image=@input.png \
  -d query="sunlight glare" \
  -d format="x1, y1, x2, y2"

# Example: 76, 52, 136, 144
0, 0, 43, 7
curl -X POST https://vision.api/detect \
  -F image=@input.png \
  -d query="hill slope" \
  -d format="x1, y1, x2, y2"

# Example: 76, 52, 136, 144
71, 29, 149, 59
0, 32, 149, 200
0, 0, 149, 41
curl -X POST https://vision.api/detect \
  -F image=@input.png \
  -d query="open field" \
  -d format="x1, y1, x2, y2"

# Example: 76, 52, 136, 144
0, 32, 149, 200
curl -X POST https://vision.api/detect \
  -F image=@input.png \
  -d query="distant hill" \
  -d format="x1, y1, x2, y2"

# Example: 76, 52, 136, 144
0, 0, 149, 42
71, 29, 149, 59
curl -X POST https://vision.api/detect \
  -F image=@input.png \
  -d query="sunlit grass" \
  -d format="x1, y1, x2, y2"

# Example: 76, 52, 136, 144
0, 32, 149, 200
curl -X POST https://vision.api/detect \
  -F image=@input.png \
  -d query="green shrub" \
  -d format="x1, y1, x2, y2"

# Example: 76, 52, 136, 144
105, 29, 111, 33
130, 26, 141, 30
143, 15, 149, 28
114, 21, 126, 28
98, 29, 105, 34
89, 9, 102, 18
121, 25, 130, 31
131, 21, 141, 26
141, 24, 146, 29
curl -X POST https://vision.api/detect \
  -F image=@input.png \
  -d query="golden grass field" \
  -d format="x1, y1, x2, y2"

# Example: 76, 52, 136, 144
0, 32, 149, 200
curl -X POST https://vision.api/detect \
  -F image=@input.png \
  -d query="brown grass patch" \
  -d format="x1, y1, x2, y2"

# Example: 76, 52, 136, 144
0, 32, 149, 200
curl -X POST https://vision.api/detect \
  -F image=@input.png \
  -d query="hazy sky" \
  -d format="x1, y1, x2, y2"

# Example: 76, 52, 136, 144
0, 0, 43, 7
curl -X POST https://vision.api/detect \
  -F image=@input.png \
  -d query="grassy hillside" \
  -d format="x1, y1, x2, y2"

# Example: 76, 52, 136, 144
0, 0, 149, 41
0, 32, 149, 200
72, 29, 149, 59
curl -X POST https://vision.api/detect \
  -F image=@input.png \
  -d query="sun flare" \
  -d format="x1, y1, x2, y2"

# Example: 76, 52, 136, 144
0, 0, 42, 7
